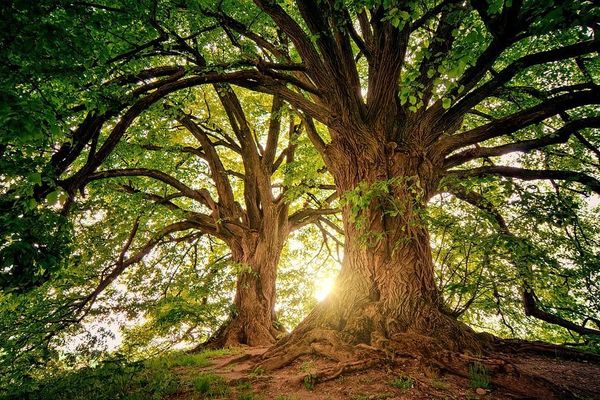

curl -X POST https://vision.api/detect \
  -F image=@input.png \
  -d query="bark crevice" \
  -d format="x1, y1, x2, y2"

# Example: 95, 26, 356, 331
259, 143, 486, 370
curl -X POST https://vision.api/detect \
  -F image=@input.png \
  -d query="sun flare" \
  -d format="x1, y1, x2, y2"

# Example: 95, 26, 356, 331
314, 277, 335, 302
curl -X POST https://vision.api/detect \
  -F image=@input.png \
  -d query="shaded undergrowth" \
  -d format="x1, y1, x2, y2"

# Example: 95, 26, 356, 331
2, 348, 238, 400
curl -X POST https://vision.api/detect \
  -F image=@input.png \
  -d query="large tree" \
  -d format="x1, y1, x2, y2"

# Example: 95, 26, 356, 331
168, 0, 600, 372
2, 0, 600, 388
157, 0, 600, 365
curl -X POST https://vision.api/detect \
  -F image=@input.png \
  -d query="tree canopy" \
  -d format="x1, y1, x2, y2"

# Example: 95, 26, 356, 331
1, 0, 599, 396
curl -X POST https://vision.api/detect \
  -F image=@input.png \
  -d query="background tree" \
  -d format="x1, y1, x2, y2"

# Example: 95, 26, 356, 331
1, 0, 336, 350
76, 85, 337, 347
1, 0, 339, 382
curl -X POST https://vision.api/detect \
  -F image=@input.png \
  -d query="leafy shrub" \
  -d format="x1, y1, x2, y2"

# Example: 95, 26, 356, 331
1, 356, 178, 400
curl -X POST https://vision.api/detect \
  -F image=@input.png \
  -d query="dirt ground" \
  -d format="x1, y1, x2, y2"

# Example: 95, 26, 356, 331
169, 346, 600, 400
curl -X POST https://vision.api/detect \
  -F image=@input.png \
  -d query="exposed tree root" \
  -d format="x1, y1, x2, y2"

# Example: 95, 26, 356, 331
427, 349, 579, 399
256, 317, 592, 399
492, 337, 600, 363
258, 328, 357, 370
305, 358, 382, 384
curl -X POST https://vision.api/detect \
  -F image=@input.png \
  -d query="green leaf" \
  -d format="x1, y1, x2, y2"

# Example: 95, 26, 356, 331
46, 189, 66, 205
27, 172, 42, 185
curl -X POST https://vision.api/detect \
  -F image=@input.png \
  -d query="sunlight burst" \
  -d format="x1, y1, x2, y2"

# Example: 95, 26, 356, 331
314, 277, 335, 302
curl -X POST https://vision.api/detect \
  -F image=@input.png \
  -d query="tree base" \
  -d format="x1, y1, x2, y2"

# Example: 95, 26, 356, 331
258, 301, 487, 369
255, 304, 595, 399
191, 315, 286, 352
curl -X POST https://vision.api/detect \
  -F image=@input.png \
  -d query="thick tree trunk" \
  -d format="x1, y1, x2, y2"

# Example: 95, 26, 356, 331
201, 208, 288, 348
218, 236, 285, 347
260, 135, 483, 367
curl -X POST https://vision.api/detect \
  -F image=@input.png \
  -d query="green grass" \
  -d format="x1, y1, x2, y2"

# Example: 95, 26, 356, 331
468, 362, 490, 389
388, 375, 414, 390
302, 374, 316, 390
431, 378, 450, 391
192, 373, 230, 398
152, 348, 241, 369
299, 360, 316, 373
2, 348, 240, 400
235, 380, 259, 400
237, 381, 252, 391
247, 366, 266, 379
2, 357, 179, 400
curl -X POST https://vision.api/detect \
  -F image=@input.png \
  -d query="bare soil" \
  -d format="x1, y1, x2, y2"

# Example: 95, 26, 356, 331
169, 346, 600, 399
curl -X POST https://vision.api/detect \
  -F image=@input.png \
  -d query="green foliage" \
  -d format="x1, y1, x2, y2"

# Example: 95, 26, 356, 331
2, 356, 178, 400
1, 0, 600, 394
302, 374, 316, 391
148, 349, 238, 369
192, 373, 230, 398
430, 178, 600, 344
1, 349, 242, 400
341, 176, 425, 246
0, 202, 72, 291
343, 176, 425, 223
388, 376, 414, 390
300, 359, 317, 390
468, 362, 491, 389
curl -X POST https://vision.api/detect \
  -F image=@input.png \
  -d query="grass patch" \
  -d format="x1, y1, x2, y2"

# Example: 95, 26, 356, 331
468, 362, 490, 389
431, 378, 450, 391
148, 352, 211, 369
235, 380, 258, 400
302, 374, 316, 390
192, 373, 230, 398
4, 357, 179, 400
248, 366, 266, 379
4, 348, 242, 400
152, 348, 241, 369
299, 360, 316, 374
237, 381, 252, 391
388, 375, 414, 390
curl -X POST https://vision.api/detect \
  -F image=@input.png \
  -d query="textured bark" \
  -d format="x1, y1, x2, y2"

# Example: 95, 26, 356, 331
201, 206, 289, 348
219, 235, 285, 346
260, 132, 483, 368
